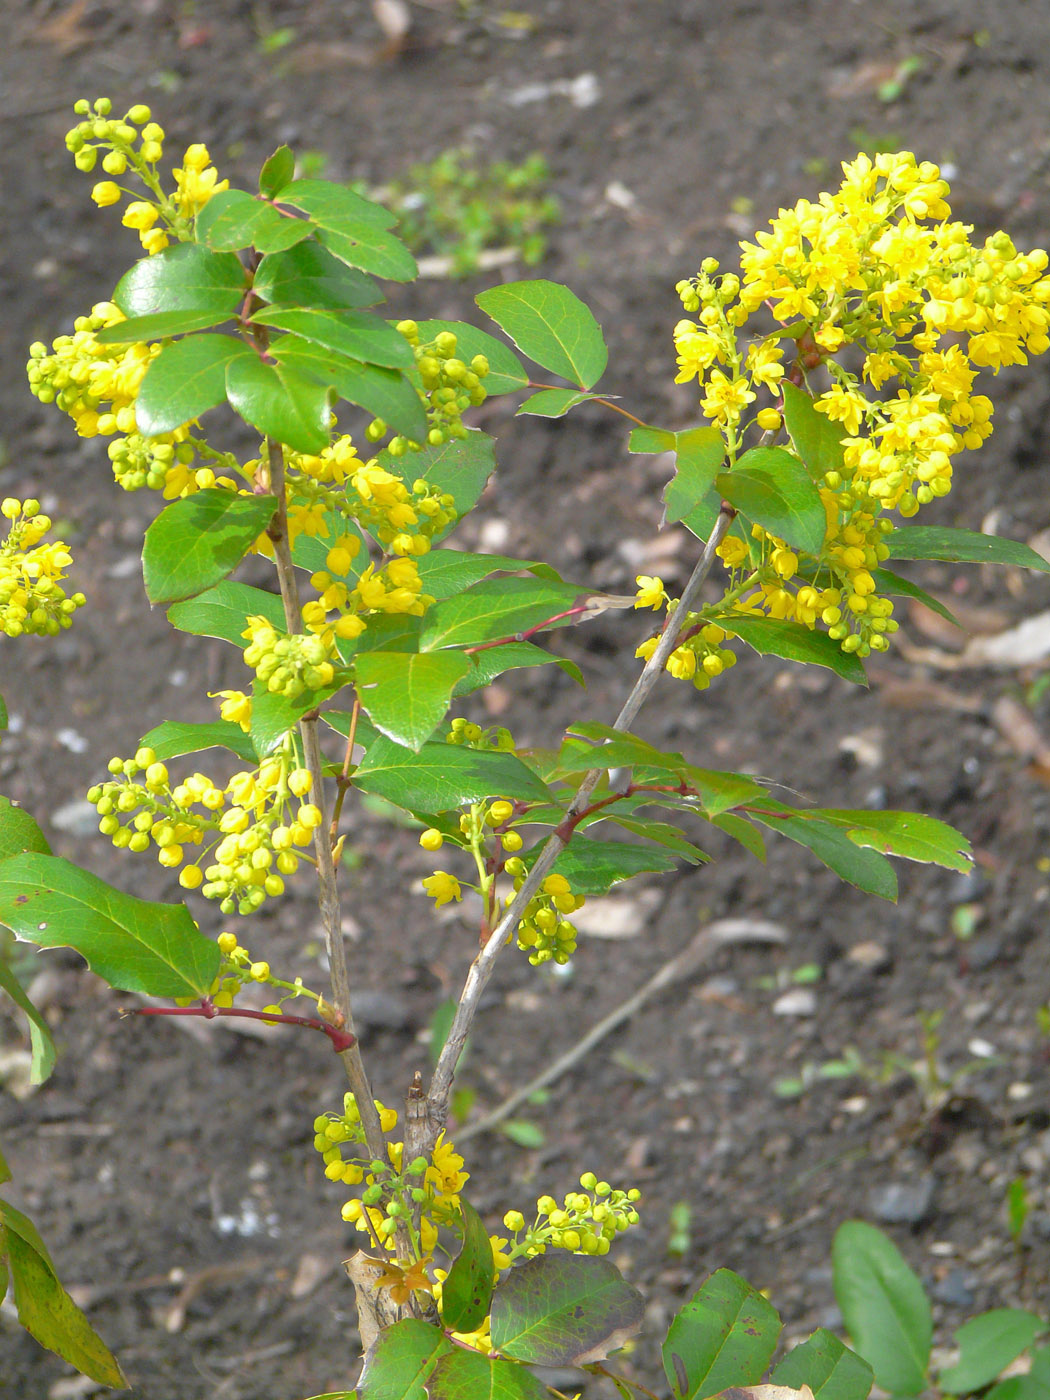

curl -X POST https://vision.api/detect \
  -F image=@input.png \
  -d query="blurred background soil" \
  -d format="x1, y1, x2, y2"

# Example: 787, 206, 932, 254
2, 2, 1050, 1396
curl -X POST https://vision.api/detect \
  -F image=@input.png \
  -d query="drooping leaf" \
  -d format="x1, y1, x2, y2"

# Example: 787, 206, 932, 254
354, 736, 551, 812
515, 387, 595, 417
662, 1268, 781, 1400
884, 525, 1050, 573
1, 1200, 126, 1388
752, 810, 898, 900
832, 1220, 932, 1396
143, 490, 278, 605
226, 353, 331, 452
355, 652, 472, 751
664, 427, 726, 524
938, 1309, 1044, 1394
259, 145, 296, 198
380, 430, 496, 529
272, 337, 427, 442
427, 1349, 549, 1400
94, 308, 235, 343
0, 952, 57, 1084
251, 306, 415, 369
254, 241, 384, 311
525, 834, 678, 893
196, 187, 312, 253
357, 1317, 452, 1400
490, 1253, 644, 1366
603, 814, 710, 863
168, 578, 286, 646
113, 242, 246, 316
807, 808, 972, 872
136, 718, 258, 765
0, 796, 50, 860
782, 381, 847, 480
440, 1199, 496, 1334
870, 568, 960, 628
0, 853, 220, 997
711, 811, 766, 861
413, 319, 529, 396
135, 334, 253, 435
717, 447, 826, 555
770, 1328, 874, 1400
723, 615, 868, 685
476, 280, 607, 389
420, 577, 584, 651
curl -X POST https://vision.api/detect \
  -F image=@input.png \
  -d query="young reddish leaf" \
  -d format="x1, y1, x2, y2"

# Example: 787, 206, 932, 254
355, 651, 472, 751
114, 242, 246, 316
439, 1199, 496, 1334
476, 279, 608, 389
662, 1267, 781, 1400
143, 490, 278, 605
717, 446, 826, 555
489, 1253, 644, 1366
0, 852, 220, 997
226, 353, 331, 452
135, 334, 253, 436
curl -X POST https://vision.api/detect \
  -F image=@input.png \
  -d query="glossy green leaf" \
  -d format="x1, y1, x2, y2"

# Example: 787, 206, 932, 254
770, 1327, 874, 1400
0, 853, 220, 997
278, 178, 398, 229
782, 381, 847, 479
753, 810, 898, 900
143, 490, 278, 605
168, 578, 285, 646
357, 1317, 452, 1400
416, 550, 553, 601
420, 578, 583, 651
427, 1349, 549, 1400
682, 766, 769, 817
254, 242, 384, 310
808, 808, 972, 872
197, 187, 312, 253
939, 1309, 1044, 1393
0, 796, 50, 860
717, 446, 826, 554
870, 567, 960, 627
135, 334, 252, 435
1, 1200, 126, 1388
662, 1267, 781, 1400
453, 642, 583, 696
259, 145, 295, 198
226, 353, 331, 452
628, 425, 675, 455
724, 615, 868, 685
354, 736, 551, 812
355, 652, 472, 751
885, 525, 1050, 572
605, 815, 710, 863
515, 387, 594, 417
114, 242, 246, 316
476, 280, 607, 389
413, 320, 529, 396
380, 430, 495, 529
560, 723, 689, 776
272, 337, 427, 442
440, 1199, 496, 1334
490, 1253, 644, 1366
711, 811, 766, 861
664, 428, 726, 524
252, 306, 414, 369
319, 223, 417, 282
529, 834, 678, 893
0, 951, 57, 1084
250, 684, 338, 759
832, 1220, 932, 1395
94, 308, 235, 343
136, 719, 257, 765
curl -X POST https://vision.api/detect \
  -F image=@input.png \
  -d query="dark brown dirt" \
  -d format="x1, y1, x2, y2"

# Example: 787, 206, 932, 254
2, 3, 1050, 1397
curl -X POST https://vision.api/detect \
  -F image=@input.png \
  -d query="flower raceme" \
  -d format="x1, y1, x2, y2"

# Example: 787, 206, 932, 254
0, 499, 85, 639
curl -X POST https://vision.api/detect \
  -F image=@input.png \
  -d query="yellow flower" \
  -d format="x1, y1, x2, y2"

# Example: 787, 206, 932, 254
701, 370, 756, 426
91, 181, 122, 207
422, 871, 461, 906
633, 575, 665, 610
121, 201, 158, 232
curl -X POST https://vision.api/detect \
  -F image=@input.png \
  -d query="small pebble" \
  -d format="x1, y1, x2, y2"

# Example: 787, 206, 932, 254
772, 988, 817, 1017
869, 1175, 936, 1225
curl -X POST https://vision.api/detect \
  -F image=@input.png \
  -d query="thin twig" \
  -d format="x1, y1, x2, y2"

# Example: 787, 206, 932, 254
425, 503, 736, 1131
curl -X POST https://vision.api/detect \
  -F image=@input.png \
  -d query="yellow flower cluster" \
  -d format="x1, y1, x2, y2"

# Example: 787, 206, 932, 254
504, 867, 586, 965
0, 499, 86, 639
86, 744, 319, 915
26, 302, 156, 440
371, 323, 490, 453
666, 151, 1050, 664
241, 616, 338, 700
633, 596, 739, 691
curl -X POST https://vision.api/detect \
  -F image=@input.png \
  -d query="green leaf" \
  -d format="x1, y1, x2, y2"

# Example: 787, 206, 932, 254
682, 767, 769, 818
114, 242, 246, 316
319, 223, 417, 282
453, 642, 583, 696
278, 178, 398, 230
500, 1119, 546, 1148
355, 652, 472, 751
0, 950, 57, 1084
752, 810, 898, 900
490, 1253, 644, 1366
251, 306, 414, 369
135, 334, 252, 435
808, 808, 972, 872
885, 525, 1050, 573
476, 280, 608, 389
832, 1220, 932, 1396
94, 308, 235, 343
662, 1268, 781, 1399
711, 811, 766, 861
440, 1199, 496, 1334
416, 550, 554, 601
250, 684, 337, 759
628, 426, 675, 455
0, 853, 220, 997
136, 718, 257, 765
560, 723, 689, 776
664, 428, 726, 524
528, 834, 678, 894
770, 1327, 874, 1400
259, 145, 296, 198
723, 615, 868, 685
0, 694, 6, 730
420, 578, 583, 651
226, 353, 331, 452
197, 188, 312, 253
380, 430, 495, 529
427, 1348, 549, 1400
143, 490, 278, 605
291, 513, 369, 583
515, 387, 594, 417
357, 1317, 452, 1400
413, 320, 529, 396
1, 1200, 126, 1388
939, 1309, 1044, 1393
354, 736, 551, 813
168, 578, 286, 645
782, 381, 846, 479
254, 242, 384, 311
717, 446, 826, 554
0, 796, 51, 860
272, 337, 427, 442
985, 1378, 1050, 1400
604, 815, 710, 864
870, 567, 960, 628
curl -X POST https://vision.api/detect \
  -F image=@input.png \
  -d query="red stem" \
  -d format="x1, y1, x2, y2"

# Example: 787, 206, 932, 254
128, 998, 357, 1053
464, 604, 593, 654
